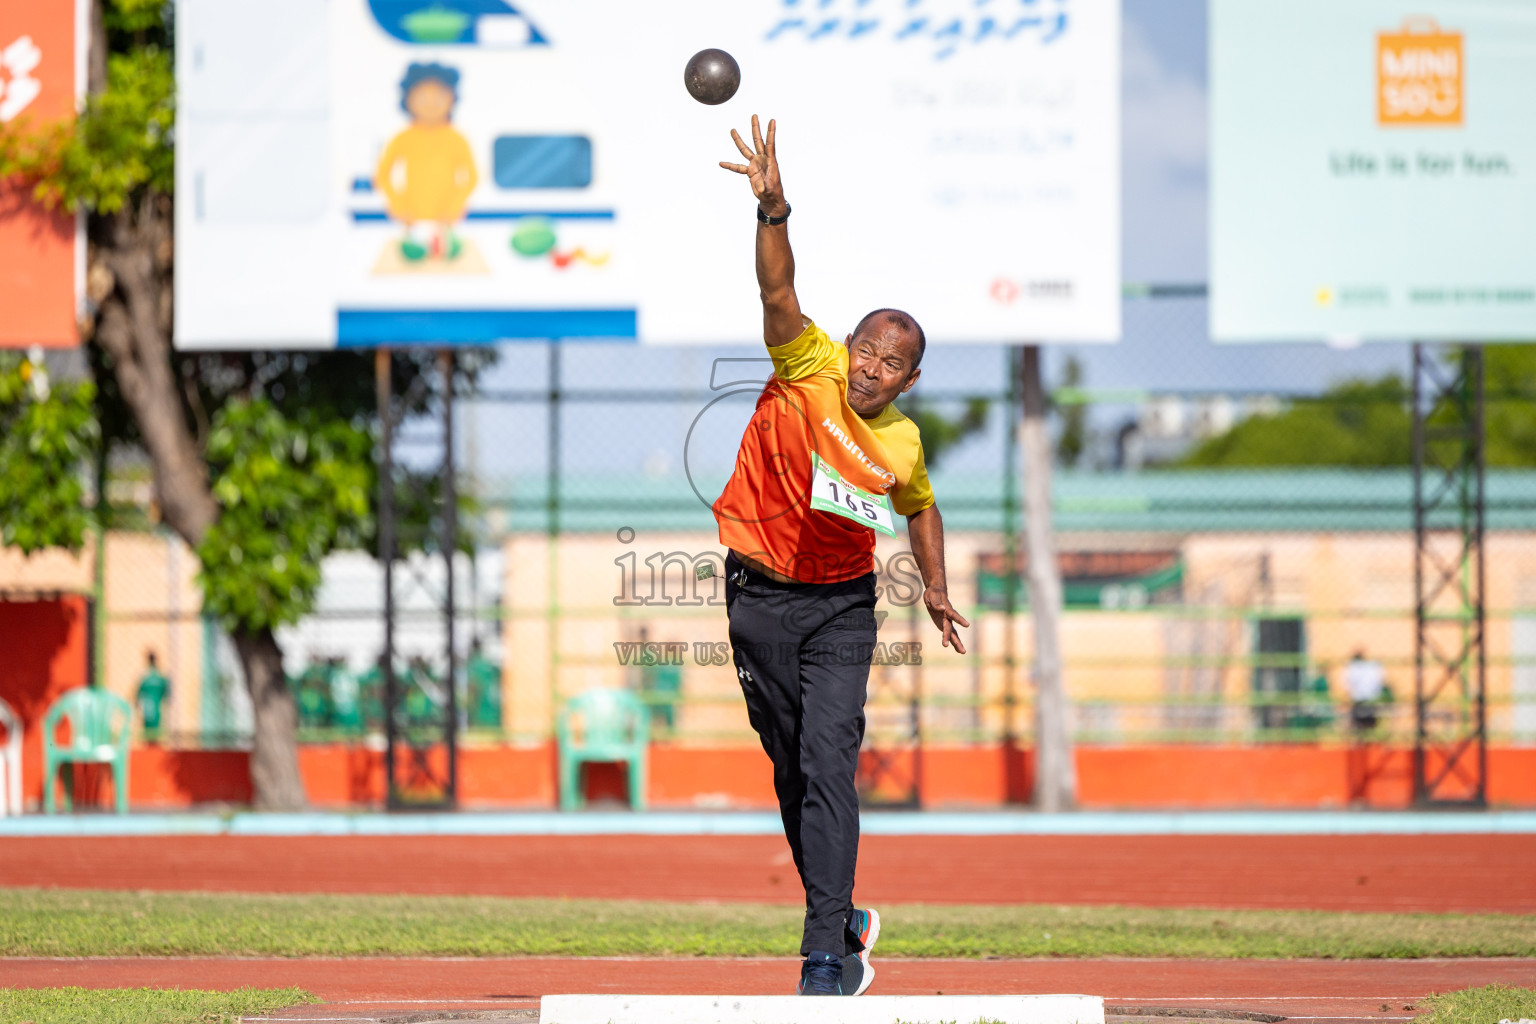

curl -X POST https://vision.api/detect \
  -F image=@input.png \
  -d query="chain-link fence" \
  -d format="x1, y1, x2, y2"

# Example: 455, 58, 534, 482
48, 294, 1536, 755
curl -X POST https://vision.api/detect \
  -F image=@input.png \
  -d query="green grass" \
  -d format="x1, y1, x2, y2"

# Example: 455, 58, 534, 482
4, 889, 1536, 960
0, 987, 314, 1024
1420, 986, 1536, 1024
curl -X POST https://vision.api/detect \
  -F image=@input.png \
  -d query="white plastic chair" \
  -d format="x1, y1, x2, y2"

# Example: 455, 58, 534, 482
0, 696, 21, 816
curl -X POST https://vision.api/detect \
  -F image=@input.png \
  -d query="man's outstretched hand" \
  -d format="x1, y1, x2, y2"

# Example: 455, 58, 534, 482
924, 585, 971, 656
720, 114, 787, 218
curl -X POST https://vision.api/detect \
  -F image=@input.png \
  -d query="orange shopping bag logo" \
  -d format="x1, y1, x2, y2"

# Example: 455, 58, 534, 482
1377, 16, 1463, 126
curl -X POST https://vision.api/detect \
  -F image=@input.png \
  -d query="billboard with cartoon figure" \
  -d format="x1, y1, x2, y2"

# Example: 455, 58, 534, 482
176, 0, 1118, 348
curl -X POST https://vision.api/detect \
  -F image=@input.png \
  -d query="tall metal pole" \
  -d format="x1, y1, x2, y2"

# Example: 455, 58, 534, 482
1000, 347, 1025, 801
1002, 347, 1020, 744
376, 348, 397, 808
1411, 343, 1487, 806
547, 343, 561, 741
92, 436, 107, 689
1020, 345, 1075, 811
1411, 344, 1426, 802
1472, 347, 1488, 801
441, 349, 459, 804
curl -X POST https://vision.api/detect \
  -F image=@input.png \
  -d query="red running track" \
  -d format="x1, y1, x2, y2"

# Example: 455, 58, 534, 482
3, 834, 1535, 912
4, 957, 1535, 1022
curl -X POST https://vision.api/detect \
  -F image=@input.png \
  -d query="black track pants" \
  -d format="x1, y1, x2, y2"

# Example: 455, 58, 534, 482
724, 551, 877, 957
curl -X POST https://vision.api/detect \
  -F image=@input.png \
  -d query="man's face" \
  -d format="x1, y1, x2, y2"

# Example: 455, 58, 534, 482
406, 80, 455, 125
844, 321, 921, 417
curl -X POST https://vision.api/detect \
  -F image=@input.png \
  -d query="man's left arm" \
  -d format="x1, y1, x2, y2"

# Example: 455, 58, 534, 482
906, 504, 970, 654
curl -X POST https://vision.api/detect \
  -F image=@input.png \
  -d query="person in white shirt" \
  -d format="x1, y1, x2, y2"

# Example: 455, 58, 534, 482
1344, 650, 1387, 732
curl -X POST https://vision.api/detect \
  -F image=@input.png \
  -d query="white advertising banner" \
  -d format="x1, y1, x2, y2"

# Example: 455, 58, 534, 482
176, 0, 1119, 348
1211, 0, 1536, 342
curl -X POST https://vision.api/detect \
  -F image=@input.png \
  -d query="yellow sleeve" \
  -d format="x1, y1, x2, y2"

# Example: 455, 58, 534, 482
770, 319, 841, 382
892, 442, 935, 517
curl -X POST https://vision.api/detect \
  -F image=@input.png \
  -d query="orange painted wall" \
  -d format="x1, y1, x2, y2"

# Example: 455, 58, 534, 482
0, 596, 89, 806
651, 746, 774, 806
0, 0, 80, 348
1077, 745, 1397, 809
103, 740, 1536, 811
130, 747, 252, 805
1489, 747, 1536, 806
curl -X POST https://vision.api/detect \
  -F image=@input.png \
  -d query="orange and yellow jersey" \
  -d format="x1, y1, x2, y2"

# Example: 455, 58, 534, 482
713, 320, 934, 583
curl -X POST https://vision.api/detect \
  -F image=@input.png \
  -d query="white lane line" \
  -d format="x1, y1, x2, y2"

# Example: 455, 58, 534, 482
328, 999, 530, 1005
1109, 997, 1424, 1001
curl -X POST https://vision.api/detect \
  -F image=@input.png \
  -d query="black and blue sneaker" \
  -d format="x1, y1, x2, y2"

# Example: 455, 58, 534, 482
844, 907, 880, 995
839, 949, 867, 997
796, 951, 842, 995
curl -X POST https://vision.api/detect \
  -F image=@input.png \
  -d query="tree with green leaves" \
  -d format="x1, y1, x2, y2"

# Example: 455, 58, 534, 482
1055, 355, 1088, 469
1180, 348, 1536, 469
0, 0, 438, 808
899, 396, 990, 470
0, 356, 99, 554
1480, 346, 1536, 468
1179, 375, 1413, 468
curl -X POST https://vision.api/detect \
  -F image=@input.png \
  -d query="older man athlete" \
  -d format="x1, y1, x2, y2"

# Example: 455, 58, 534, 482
714, 115, 970, 997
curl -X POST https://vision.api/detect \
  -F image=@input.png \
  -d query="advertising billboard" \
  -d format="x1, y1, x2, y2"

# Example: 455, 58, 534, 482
1211, 0, 1536, 342
175, 0, 1119, 348
0, 0, 85, 349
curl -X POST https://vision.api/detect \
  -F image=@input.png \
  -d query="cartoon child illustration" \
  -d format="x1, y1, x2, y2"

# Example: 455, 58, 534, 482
375, 63, 477, 261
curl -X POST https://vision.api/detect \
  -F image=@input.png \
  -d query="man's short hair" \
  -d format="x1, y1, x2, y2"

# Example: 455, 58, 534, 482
852, 308, 926, 370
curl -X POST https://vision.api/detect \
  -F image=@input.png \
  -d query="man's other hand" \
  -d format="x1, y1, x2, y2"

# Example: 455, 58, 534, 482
923, 585, 970, 655
720, 114, 787, 217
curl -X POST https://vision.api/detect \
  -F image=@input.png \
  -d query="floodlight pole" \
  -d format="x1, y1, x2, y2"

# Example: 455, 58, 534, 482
377, 348, 460, 810
1020, 344, 1076, 811
1410, 343, 1487, 807
441, 348, 460, 802
1000, 347, 1025, 801
375, 348, 398, 807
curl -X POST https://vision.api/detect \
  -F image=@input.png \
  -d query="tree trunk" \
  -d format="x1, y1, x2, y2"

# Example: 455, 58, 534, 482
77, 0, 305, 811
90, 199, 307, 811
1020, 345, 1076, 811
231, 626, 308, 810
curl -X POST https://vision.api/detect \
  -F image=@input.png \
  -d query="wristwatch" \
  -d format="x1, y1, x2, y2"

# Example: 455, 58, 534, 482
756, 203, 791, 226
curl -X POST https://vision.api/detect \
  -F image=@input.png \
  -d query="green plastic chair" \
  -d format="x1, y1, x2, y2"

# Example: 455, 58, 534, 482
465, 652, 503, 730
329, 662, 365, 736
294, 662, 337, 729
43, 688, 132, 814
556, 689, 649, 811
640, 659, 682, 732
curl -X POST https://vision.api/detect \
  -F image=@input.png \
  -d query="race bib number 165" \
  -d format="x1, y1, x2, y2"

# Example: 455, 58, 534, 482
809, 453, 897, 537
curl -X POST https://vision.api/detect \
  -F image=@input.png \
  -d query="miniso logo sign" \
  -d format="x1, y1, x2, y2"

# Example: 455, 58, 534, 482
1377, 16, 1463, 126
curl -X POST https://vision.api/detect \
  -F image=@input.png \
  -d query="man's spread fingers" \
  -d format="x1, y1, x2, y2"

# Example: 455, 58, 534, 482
951, 609, 972, 629
731, 129, 754, 160
766, 118, 776, 156
751, 113, 764, 151
720, 161, 750, 173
